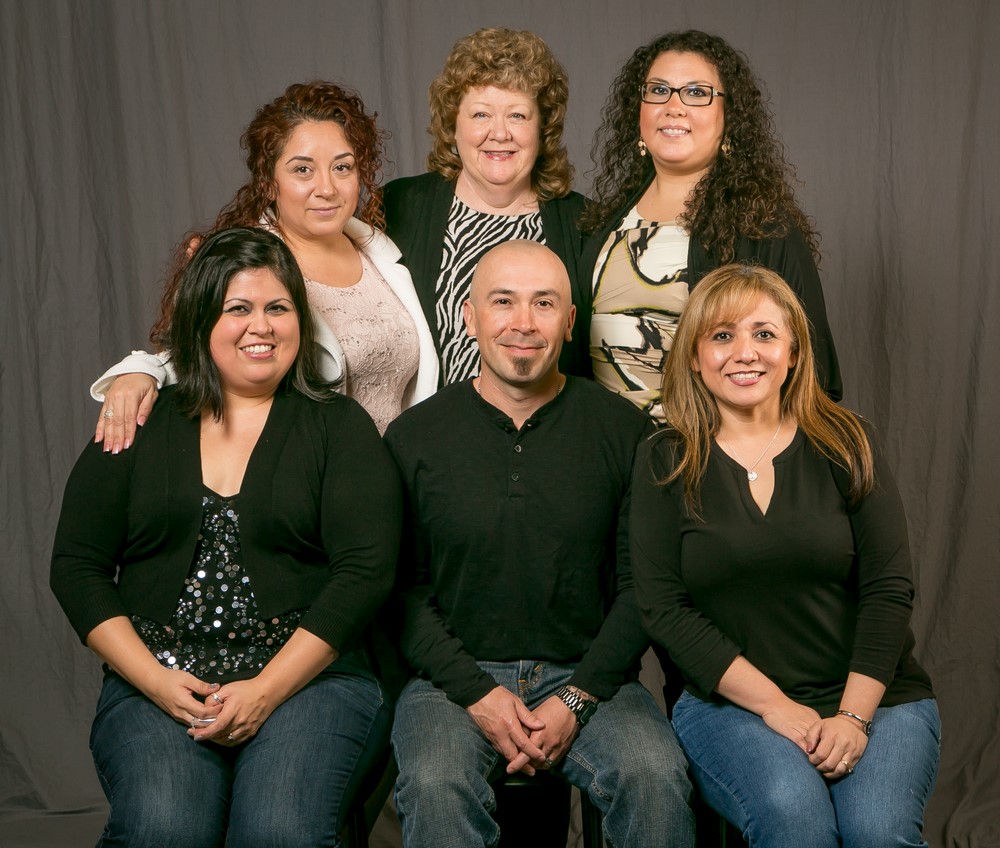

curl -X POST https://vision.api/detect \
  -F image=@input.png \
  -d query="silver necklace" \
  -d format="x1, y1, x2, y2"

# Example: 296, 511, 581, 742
723, 416, 784, 482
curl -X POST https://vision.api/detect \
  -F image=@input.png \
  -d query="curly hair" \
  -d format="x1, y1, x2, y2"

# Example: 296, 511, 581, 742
168, 227, 337, 421
659, 263, 871, 517
151, 81, 387, 347
426, 27, 573, 201
582, 30, 819, 263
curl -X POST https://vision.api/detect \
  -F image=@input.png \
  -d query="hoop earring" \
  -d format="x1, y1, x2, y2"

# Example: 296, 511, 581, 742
720, 136, 732, 157
638, 139, 647, 157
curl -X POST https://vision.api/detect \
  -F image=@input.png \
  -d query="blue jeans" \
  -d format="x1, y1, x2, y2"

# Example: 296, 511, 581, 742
672, 692, 940, 848
89, 658, 391, 848
392, 660, 694, 848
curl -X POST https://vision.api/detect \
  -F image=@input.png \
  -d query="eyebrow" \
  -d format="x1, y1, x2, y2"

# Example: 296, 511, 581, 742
646, 76, 718, 86
284, 151, 355, 164
487, 287, 562, 298
223, 296, 294, 306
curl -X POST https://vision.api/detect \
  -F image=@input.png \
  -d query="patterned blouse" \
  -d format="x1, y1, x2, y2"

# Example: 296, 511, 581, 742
435, 196, 544, 385
590, 208, 691, 423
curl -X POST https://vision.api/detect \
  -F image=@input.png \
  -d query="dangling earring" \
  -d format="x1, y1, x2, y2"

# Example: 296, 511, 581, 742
720, 136, 732, 157
638, 139, 647, 157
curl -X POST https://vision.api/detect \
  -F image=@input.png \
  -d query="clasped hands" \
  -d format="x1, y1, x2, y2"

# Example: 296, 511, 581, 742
762, 701, 869, 780
143, 665, 276, 747
467, 686, 579, 776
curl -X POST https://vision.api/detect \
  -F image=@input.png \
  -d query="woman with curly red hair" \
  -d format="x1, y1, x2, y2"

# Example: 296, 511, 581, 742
93, 81, 437, 443
581, 30, 842, 422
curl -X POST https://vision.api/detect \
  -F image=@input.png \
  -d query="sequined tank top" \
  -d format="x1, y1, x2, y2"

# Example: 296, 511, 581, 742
306, 252, 419, 434
132, 489, 303, 682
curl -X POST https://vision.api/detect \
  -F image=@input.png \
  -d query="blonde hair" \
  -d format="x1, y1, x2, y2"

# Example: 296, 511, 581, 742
426, 27, 573, 201
661, 264, 872, 514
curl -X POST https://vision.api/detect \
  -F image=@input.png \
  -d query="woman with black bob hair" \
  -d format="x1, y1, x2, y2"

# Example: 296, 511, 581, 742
581, 30, 842, 422
52, 227, 401, 847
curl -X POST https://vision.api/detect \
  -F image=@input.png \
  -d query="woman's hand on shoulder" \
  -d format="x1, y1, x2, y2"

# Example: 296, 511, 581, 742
95, 373, 159, 452
805, 714, 870, 780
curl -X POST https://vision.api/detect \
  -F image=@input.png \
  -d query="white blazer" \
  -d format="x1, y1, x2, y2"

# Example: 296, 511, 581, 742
91, 217, 439, 411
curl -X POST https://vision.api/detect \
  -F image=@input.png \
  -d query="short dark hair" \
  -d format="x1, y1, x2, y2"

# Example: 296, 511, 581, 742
167, 227, 336, 420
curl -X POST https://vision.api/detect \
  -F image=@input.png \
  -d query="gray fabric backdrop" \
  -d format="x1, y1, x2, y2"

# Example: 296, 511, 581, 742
2, 2, 997, 846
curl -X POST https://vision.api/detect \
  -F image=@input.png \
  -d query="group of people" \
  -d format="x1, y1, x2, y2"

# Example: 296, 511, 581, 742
51, 25, 938, 848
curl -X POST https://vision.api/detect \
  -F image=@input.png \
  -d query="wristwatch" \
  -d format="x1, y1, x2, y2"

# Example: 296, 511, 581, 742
556, 686, 599, 728
836, 710, 873, 736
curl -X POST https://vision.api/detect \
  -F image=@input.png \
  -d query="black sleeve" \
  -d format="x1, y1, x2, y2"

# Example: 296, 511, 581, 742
568, 418, 655, 699
299, 401, 402, 651
383, 421, 498, 707
629, 434, 742, 695
50, 440, 135, 643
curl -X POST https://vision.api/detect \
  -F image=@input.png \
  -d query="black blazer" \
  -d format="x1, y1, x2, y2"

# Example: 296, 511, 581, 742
384, 172, 591, 379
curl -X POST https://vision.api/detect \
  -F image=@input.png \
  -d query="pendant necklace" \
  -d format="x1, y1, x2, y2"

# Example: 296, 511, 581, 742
723, 416, 784, 482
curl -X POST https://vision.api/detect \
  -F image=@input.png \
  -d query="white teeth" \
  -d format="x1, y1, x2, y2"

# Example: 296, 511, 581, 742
242, 344, 273, 354
661, 127, 689, 135
729, 372, 761, 380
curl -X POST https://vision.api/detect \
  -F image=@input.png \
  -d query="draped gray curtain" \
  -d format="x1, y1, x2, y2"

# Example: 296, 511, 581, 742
2, 2, 997, 846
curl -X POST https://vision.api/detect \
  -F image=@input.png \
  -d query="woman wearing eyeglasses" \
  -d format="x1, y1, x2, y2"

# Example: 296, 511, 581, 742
580, 30, 842, 423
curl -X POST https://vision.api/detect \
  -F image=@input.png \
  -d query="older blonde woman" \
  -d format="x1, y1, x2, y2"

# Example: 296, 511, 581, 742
384, 27, 589, 383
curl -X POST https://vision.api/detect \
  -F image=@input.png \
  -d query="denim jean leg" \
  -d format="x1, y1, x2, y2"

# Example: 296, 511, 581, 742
556, 680, 695, 848
672, 691, 840, 848
828, 699, 940, 848
226, 668, 391, 848
392, 675, 505, 848
89, 673, 230, 848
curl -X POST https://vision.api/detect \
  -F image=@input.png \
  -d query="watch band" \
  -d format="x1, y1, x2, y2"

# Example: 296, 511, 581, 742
836, 710, 873, 736
556, 686, 599, 727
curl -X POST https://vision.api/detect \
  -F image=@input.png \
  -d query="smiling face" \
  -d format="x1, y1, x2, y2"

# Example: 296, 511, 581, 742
693, 294, 797, 418
272, 120, 359, 244
640, 50, 725, 181
454, 85, 541, 202
209, 268, 300, 397
463, 242, 575, 391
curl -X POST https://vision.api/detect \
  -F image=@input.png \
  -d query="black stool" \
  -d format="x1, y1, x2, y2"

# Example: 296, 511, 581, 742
496, 770, 604, 847
342, 749, 397, 848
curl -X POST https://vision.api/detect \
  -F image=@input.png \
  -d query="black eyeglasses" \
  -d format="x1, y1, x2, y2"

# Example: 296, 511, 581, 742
639, 82, 725, 106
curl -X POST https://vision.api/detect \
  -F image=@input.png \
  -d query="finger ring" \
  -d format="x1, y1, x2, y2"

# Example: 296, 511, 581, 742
212, 693, 224, 705
228, 733, 236, 741
190, 717, 197, 729
103, 410, 114, 419
544, 758, 555, 768
842, 759, 854, 774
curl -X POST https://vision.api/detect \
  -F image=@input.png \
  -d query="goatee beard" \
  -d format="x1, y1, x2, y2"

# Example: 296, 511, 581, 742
512, 357, 533, 376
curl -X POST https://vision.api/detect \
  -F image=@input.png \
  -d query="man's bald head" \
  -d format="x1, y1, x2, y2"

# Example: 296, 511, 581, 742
470, 240, 571, 305
462, 240, 576, 393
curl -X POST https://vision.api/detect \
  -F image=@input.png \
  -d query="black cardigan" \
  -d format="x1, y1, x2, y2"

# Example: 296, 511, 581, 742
383, 172, 591, 379
50, 387, 402, 656
578, 176, 843, 400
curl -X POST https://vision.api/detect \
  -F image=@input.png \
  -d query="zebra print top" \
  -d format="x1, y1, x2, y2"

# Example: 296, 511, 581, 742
435, 195, 545, 385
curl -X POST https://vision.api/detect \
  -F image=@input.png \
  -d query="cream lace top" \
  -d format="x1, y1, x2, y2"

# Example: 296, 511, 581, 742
306, 253, 419, 434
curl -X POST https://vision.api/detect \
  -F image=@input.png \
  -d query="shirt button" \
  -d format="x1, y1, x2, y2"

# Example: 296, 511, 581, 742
511, 473, 520, 482
514, 445, 522, 453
